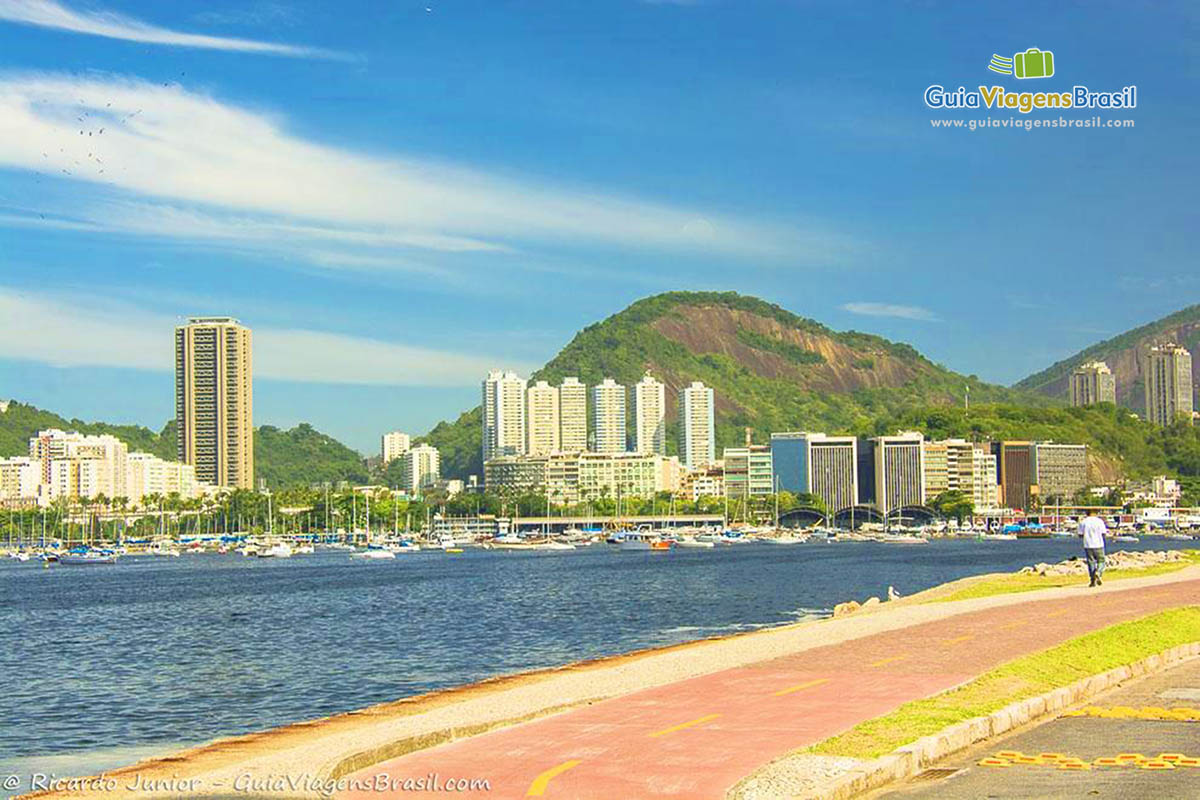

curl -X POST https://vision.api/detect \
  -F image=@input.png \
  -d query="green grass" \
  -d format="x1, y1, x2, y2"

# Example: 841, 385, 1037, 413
808, 606, 1200, 760
930, 550, 1200, 603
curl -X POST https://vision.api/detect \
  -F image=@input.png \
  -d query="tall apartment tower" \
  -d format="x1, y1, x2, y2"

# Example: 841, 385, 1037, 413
1069, 361, 1116, 407
482, 370, 527, 462
871, 431, 925, 515
175, 316, 253, 489
400, 444, 441, 493
678, 381, 715, 468
381, 431, 411, 464
632, 373, 666, 455
525, 380, 561, 456
590, 379, 627, 454
558, 377, 588, 452
1144, 344, 1194, 426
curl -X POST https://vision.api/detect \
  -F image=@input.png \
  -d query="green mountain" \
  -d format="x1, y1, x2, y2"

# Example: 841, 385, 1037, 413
0, 401, 177, 460
1015, 303, 1200, 411
254, 423, 369, 487
424, 291, 1051, 478
0, 401, 367, 489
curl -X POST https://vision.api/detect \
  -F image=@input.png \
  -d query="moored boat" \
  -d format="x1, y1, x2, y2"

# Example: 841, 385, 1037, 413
57, 551, 117, 565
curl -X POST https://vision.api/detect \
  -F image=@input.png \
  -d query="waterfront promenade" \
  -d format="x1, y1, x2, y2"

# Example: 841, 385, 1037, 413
29, 566, 1200, 800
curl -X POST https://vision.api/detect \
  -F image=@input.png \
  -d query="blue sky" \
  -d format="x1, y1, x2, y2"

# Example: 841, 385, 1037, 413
0, 0, 1196, 453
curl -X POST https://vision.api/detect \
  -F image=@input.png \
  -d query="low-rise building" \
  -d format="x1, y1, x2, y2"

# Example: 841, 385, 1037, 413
680, 464, 725, 502
125, 452, 207, 504
923, 439, 999, 510
0, 457, 42, 505
723, 445, 774, 500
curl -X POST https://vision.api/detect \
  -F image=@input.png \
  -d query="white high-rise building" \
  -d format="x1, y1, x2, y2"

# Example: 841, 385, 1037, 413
525, 380, 561, 456
678, 381, 715, 468
400, 444, 441, 493
381, 431, 411, 464
558, 377, 588, 453
1144, 344, 1194, 426
632, 374, 667, 455
482, 370, 527, 462
591, 379, 627, 453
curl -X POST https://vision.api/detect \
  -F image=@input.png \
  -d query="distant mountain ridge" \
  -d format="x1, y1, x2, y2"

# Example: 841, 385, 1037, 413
424, 291, 1049, 478
1015, 303, 1200, 411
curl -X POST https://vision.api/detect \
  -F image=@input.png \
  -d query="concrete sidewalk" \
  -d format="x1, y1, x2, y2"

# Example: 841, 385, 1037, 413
875, 657, 1200, 799
336, 576, 1200, 800
29, 566, 1200, 800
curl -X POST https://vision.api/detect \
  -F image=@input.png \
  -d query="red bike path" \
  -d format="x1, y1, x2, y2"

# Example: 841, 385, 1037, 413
338, 578, 1199, 800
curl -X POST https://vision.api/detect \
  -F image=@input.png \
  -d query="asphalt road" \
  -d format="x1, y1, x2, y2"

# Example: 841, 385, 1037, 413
876, 658, 1200, 800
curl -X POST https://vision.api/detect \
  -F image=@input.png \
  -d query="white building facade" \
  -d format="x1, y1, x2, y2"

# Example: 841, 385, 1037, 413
632, 374, 667, 455
525, 380, 561, 456
558, 377, 588, 452
482, 370, 527, 462
591, 379, 628, 454
678, 381, 715, 468
380, 431, 412, 464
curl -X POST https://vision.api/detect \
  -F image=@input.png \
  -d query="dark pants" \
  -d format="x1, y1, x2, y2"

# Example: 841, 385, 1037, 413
1085, 547, 1106, 585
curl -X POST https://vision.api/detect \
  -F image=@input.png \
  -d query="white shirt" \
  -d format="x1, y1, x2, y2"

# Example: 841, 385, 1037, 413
1078, 516, 1107, 549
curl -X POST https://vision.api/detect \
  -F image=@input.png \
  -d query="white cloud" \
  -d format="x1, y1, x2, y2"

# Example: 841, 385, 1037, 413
0, 287, 534, 386
0, 72, 851, 263
840, 302, 940, 322
0, 0, 340, 58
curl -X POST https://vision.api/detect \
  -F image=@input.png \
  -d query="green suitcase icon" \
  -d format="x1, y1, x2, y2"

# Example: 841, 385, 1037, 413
1014, 48, 1054, 79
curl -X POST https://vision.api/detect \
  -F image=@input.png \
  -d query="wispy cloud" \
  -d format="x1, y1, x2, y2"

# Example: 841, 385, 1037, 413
0, 0, 341, 58
0, 286, 536, 386
0, 72, 855, 266
841, 302, 940, 322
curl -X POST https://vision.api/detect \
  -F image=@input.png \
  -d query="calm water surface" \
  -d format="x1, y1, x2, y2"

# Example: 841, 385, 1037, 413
1, 538, 1196, 773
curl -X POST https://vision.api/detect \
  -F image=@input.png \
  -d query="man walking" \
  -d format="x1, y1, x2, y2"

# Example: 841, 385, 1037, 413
1078, 512, 1108, 587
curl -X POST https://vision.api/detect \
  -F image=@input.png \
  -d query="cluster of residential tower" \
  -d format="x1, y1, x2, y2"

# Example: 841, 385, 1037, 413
472, 370, 1093, 518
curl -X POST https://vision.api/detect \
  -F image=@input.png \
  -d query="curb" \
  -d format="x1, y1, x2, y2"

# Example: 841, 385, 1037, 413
797, 641, 1200, 800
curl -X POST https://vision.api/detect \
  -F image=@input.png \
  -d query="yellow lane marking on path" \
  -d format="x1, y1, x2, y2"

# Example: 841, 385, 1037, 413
943, 634, 975, 646
869, 655, 908, 668
648, 713, 721, 738
1061, 705, 1200, 722
526, 760, 581, 797
979, 749, 1200, 770
1044, 609, 1070, 619
997, 620, 1029, 631
773, 678, 831, 697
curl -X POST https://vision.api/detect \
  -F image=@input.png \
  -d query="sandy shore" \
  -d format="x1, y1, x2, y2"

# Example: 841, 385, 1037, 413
25, 563, 1200, 799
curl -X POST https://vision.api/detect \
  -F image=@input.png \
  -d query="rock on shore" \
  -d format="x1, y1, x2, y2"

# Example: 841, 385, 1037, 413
1018, 549, 1187, 577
